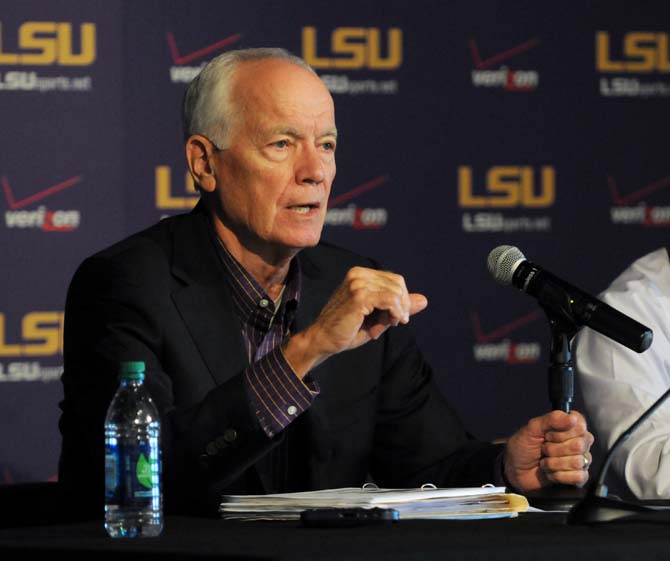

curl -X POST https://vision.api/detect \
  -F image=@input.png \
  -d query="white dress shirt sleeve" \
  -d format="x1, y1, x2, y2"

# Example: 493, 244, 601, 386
574, 247, 670, 499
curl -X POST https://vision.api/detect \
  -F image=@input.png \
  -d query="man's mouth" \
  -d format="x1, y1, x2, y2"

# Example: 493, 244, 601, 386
288, 203, 320, 214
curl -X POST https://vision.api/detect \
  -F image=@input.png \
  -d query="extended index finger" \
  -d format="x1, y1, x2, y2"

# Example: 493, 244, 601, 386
408, 293, 428, 316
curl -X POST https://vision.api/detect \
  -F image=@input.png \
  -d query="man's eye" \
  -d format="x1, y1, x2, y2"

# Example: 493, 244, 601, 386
322, 142, 336, 151
273, 140, 289, 149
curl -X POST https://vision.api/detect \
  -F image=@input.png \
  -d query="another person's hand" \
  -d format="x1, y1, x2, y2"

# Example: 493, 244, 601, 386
284, 267, 427, 377
503, 410, 594, 492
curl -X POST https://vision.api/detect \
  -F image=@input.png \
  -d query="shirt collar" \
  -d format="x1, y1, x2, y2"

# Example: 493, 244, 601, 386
211, 231, 301, 326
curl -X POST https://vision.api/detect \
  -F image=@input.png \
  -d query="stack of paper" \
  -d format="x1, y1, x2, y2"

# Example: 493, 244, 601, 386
219, 485, 529, 520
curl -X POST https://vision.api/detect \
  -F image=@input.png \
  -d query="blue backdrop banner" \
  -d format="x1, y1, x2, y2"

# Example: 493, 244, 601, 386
1, 0, 669, 483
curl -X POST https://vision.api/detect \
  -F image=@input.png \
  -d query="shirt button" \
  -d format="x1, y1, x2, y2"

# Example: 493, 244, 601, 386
259, 299, 270, 308
223, 428, 238, 443
287, 405, 298, 416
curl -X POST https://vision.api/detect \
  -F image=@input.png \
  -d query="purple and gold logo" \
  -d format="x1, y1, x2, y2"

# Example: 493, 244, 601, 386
302, 27, 402, 96
458, 166, 555, 233
0, 21, 95, 92
596, 32, 670, 98
0, 310, 64, 382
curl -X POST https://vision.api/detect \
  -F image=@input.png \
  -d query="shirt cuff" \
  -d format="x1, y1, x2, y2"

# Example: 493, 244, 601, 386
495, 449, 519, 491
244, 346, 319, 438
495, 450, 507, 488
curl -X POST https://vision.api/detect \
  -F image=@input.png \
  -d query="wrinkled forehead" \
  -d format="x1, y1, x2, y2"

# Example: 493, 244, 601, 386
230, 59, 335, 125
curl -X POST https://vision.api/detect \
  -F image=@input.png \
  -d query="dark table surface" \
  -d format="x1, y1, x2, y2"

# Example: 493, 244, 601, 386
1, 511, 670, 561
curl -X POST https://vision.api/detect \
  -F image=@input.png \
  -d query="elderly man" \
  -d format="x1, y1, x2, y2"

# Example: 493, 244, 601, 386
58, 48, 593, 516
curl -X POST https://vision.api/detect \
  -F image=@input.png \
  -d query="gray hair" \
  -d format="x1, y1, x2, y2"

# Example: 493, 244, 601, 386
182, 48, 316, 148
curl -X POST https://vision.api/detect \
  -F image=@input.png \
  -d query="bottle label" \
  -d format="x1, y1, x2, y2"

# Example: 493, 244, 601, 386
105, 433, 161, 506
136, 452, 154, 489
105, 453, 117, 492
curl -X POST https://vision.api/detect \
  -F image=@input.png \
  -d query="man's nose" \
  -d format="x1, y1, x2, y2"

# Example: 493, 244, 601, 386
296, 145, 325, 185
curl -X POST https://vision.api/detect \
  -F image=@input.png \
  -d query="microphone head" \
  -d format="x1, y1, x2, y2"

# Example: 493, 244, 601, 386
487, 245, 526, 286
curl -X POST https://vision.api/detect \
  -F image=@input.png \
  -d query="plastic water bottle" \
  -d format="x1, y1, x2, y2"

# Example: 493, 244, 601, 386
104, 361, 163, 538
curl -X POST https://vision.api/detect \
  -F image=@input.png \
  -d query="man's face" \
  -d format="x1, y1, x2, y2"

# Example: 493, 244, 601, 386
210, 59, 337, 256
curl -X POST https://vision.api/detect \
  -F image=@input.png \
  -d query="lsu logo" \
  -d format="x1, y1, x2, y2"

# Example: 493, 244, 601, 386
458, 166, 555, 208
302, 27, 402, 70
596, 31, 670, 73
0, 312, 63, 357
0, 22, 96, 66
155, 166, 199, 210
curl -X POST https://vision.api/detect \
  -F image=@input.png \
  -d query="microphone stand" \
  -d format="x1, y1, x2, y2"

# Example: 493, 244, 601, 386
523, 310, 586, 510
566, 386, 670, 524
535, 279, 583, 413
526, 283, 670, 521
490, 247, 663, 518
547, 317, 575, 414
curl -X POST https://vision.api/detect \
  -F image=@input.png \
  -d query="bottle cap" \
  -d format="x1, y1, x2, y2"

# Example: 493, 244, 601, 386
119, 361, 146, 380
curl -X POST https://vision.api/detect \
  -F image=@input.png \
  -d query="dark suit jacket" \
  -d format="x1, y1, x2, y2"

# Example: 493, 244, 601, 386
58, 203, 502, 516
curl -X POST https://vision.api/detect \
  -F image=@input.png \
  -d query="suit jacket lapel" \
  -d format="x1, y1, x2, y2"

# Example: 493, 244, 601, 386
294, 250, 341, 484
293, 251, 328, 334
294, 249, 343, 397
169, 205, 249, 387
169, 213, 343, 490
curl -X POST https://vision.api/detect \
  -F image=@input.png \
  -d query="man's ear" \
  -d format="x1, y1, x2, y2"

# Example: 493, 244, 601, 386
185, 135, 218, 193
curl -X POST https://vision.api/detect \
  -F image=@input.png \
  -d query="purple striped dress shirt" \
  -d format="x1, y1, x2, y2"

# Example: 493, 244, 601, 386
213, 238, 318, 438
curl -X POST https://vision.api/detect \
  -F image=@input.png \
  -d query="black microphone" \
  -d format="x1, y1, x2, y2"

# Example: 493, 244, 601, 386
487, 245, 653, 354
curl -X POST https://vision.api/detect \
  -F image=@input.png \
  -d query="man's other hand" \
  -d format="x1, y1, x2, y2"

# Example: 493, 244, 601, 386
283, 266, 427, 377
503, 410, 594, 492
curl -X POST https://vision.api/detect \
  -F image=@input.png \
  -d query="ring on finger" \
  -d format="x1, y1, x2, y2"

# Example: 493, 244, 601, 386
582, 453, 590, 469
